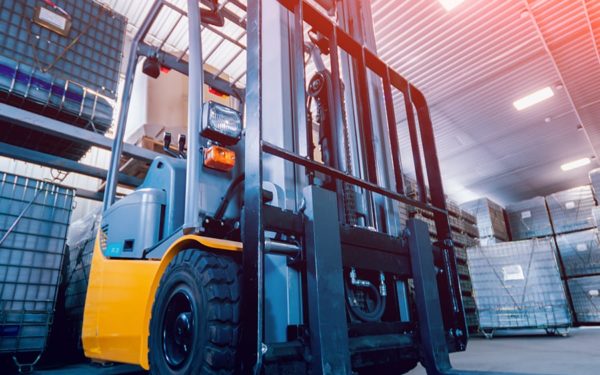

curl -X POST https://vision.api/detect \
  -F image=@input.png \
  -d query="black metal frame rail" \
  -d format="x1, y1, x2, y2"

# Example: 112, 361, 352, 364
242, 0, 467, 372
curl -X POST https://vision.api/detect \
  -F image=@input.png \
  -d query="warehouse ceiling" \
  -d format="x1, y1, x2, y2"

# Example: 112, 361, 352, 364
97, 0, 599, 206
371, 0, 600, 205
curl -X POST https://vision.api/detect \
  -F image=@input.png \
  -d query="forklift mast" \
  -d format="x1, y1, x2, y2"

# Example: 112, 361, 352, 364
240, 1, 466, 370
93, 0, 509, 374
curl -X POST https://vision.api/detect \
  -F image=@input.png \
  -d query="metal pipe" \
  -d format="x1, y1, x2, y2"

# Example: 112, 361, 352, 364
404, 91, 427, 203
184, 0, 205, 233
103, 0, 164, 212
264, 239, 301, 255
205, 24, 247, 50
383, 68, 404, 194
0, 142, 142, 188
241, 0, 264, 371
137, 43, 244, 100
262, 140, 448, 216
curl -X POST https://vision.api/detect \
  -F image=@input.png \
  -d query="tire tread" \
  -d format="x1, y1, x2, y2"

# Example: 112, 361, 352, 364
148, 249, 241, 374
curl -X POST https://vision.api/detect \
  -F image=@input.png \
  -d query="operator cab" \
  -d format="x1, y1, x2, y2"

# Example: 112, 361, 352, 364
100, 101, 244, 259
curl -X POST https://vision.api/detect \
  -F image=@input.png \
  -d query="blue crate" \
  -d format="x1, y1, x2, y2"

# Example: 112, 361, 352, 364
0, 173, 74, 354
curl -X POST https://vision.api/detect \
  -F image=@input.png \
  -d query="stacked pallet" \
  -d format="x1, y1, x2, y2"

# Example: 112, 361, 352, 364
497, 176, 600, 326
403, 178, 480, 333
553, 174, 600, 325
461, 198, 509, 244
547, 184, 597, 325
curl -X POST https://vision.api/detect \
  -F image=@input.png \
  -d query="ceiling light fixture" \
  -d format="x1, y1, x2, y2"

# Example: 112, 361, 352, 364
439, 0, 464, 11
513, 87, 554, 111
560, 157, 591, 171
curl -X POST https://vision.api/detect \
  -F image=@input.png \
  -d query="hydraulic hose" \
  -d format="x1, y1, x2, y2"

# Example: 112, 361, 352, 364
345, 280, 386, 322
214, 173, 245, 221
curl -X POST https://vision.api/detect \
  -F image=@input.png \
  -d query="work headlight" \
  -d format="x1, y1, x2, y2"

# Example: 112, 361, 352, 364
201, 101, 243, 145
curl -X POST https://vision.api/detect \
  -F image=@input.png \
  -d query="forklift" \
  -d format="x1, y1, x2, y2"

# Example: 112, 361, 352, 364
81, 0, 522, 374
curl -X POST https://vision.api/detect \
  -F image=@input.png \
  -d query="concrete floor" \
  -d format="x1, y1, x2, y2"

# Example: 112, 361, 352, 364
407, 327, 600, 375
23, 327, 600, 374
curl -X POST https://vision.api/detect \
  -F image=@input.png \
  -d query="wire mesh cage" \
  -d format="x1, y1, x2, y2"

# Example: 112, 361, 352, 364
506, 197, 553, 240
0, 0, 126, 160
546, 185, 595, 235
467, 238, 571, 332
556, 229, 600, 277
0, 0, 126, 99
0, 173, 74, 356
567, 275, 600, 324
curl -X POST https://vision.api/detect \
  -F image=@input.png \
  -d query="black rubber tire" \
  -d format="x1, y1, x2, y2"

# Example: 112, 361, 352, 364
148, 249, 241, 375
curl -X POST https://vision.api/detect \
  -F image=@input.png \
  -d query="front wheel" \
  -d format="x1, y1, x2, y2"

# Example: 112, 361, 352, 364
148, 249, 241, 374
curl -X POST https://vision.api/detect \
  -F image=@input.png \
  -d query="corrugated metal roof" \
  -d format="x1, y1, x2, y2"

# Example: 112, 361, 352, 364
371, 0, 600, 204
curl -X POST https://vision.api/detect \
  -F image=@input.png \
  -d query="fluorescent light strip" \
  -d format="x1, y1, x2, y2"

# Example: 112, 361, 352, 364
439, 0, 464, 11
513, 87, 554, 110
560, 158, 590, 171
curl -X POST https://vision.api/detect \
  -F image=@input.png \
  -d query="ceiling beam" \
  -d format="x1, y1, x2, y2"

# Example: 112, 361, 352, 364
523, 0, 599, 162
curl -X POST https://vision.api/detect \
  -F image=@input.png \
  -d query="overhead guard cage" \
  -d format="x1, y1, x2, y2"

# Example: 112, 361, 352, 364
241, 0, 467, 371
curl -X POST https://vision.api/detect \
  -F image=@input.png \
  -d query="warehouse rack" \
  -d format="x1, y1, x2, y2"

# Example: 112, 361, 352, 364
0, 0, 247, 203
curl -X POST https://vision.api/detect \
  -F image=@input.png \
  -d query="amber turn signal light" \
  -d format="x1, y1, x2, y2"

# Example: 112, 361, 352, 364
204, 145, 236, 172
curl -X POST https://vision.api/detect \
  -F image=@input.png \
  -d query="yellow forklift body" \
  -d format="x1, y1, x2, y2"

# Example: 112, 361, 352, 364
82, 233, 243, 369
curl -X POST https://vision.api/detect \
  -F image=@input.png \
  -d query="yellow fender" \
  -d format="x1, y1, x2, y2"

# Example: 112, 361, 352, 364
82, 233, 242, 369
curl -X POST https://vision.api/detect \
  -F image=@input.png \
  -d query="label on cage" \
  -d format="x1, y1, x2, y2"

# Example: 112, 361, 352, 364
502, 265, 524, 281
565, 201, 575, 210
521, 210, 531, 219
576, 243, 588, 252
589, 289, 600, 297
34, 6, 71, 36
38, 7, 67, 30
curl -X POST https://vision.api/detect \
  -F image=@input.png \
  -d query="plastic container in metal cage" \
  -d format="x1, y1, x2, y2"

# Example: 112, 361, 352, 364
0, 0, 126, 99
467, 238, 571, 336
555, 229, 600, 277
567, 275, 600, 324
505, 197, 553, 240
0, 55, 115, 160
0, 173, 74, 360
0, 0, 126, 161
546, 185, 596, 235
